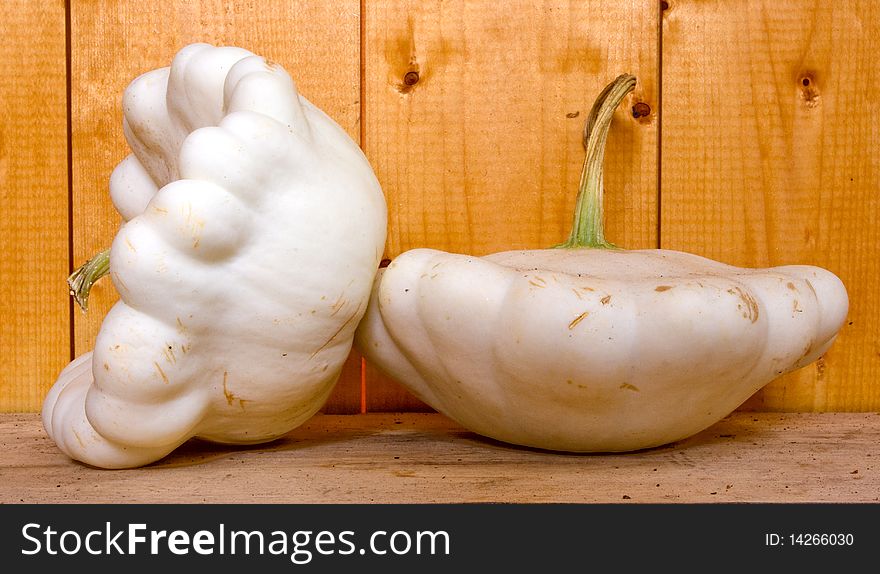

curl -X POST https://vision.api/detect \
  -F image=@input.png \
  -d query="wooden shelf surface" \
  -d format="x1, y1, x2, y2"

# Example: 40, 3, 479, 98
2, 412, 878, 504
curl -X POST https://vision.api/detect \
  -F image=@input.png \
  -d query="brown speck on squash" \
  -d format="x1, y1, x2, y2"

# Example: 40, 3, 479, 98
568, 311, 589, 330
113, 273, 130, 294
310, 303, 363, 359
330, 292, 347, 315
223, 371, 233, 405
799, 343, 813, 360
153, 362, 169, 384
804, 279, 817, 296
730, 287, 759, 322
222, 372, 247, 410
619, 383, 640, 392
655, 285, 672, 292
600, 295, 611, 305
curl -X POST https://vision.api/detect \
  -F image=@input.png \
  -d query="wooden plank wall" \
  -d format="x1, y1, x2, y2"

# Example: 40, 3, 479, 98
1, 1, 876, 414
362, 0, 659, 409
661, 0, 879, 411
0, 1, 69, 411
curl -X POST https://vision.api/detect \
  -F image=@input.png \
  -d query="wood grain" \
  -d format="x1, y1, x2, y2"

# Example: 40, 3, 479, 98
68, 0, 364, 412
362, 0, 660, 410
2, 412, 877, 503
322, 352, 365, 414
0, 1, 69, 411
661, 0, 880, 411
4, 1, 878, 416
365, 365, 435, 413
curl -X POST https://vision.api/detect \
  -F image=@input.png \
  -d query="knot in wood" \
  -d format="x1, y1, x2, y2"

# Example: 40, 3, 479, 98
631, 102, 651, 119
403, 71, 420, 86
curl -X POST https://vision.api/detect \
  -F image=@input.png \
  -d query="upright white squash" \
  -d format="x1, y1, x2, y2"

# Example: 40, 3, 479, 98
43, 43, 387, 468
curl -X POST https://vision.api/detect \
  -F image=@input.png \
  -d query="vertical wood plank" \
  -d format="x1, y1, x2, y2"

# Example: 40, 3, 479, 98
661, 0, 879, 410
362, 0, 660, 411
0, 1, 69, 411
321, 352, 365, 414
365, 361, 435, 413
70, 0, 364, 413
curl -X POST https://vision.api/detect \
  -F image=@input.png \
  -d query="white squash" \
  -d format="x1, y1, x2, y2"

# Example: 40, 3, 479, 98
355, 75, 848, 452
43, 43, 387, 468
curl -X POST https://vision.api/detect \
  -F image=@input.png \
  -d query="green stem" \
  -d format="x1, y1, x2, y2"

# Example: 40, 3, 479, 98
68, 249, 110, 312
556, 73, 636, 249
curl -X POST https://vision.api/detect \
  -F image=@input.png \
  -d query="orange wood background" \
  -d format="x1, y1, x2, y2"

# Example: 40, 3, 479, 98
661, 0, 879, 411
0, 0, 69, 412
0, 0, 876, 413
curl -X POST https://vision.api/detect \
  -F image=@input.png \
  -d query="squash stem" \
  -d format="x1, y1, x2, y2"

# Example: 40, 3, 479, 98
68, 249, 110, 312
556, 73, 636, 250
